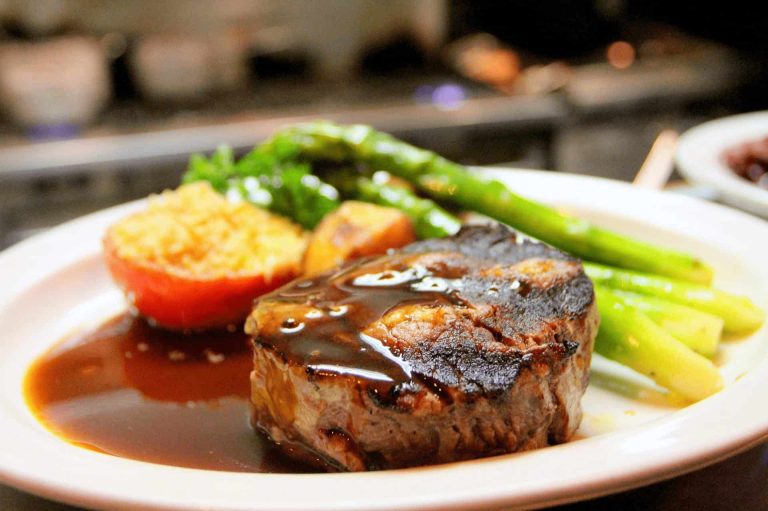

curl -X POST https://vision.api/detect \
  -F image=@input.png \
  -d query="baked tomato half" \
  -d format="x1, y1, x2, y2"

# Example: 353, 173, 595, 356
103, 183, 306, 330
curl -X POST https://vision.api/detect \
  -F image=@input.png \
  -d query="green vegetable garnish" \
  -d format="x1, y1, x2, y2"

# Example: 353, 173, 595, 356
611, 290, 723, 357
355, 175, 460, 239
183, 144, 340, 229
261, 121, 713, 284
594, 285, 723, 402
586, 263, 765, 335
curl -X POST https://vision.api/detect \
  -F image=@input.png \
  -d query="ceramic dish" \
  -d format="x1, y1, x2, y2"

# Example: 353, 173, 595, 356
0, 170, 766, 511
676, 110, 768, 217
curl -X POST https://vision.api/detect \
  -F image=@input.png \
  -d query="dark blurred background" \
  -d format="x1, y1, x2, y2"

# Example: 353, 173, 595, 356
0, 0, 766, 247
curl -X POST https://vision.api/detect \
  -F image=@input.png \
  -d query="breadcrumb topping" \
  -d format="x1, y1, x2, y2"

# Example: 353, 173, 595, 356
107, 182, 307, 279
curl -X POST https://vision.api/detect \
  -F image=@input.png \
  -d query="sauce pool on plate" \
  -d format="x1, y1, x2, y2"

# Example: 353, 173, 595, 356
24, 313, 315, 473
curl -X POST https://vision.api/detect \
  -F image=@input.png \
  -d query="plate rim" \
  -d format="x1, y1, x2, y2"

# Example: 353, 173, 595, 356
0, 169, 767, 511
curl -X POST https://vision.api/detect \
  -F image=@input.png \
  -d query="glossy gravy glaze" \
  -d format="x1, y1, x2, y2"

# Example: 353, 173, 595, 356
251, 255, 465, 400
25, 313, 314, 473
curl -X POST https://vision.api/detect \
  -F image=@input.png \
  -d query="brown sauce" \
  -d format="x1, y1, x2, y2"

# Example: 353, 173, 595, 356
253, 255, 464, 389
722, 137, 768, 189
25, 256, 466, 472
24, 313, 316, 473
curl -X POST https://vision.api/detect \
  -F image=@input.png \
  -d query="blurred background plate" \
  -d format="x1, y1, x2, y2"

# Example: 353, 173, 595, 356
676, 111, 768, 217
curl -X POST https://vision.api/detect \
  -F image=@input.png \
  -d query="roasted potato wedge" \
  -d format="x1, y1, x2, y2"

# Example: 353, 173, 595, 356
303, 201, 416, 274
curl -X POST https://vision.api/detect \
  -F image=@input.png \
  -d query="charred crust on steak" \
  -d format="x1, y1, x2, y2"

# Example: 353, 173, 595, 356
247, 225, 599, 471
401, 223, 576, 264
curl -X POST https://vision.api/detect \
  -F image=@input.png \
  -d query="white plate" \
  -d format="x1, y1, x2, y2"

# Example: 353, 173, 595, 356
0, 170, 766, 511
676, 110, 768, 217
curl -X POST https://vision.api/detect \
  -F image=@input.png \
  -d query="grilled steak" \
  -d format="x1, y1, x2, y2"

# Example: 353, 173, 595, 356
246, 225, 598, 471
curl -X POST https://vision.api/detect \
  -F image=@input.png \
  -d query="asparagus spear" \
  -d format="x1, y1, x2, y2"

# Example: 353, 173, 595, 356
594, 286, 723, 402
354, 173, 461, 239
262, 121, 713, 284
586, 263, 765, 335
611, 290, 723, 357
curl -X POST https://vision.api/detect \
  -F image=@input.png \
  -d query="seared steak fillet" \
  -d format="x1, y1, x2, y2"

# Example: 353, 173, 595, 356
247, 225, 598, 471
